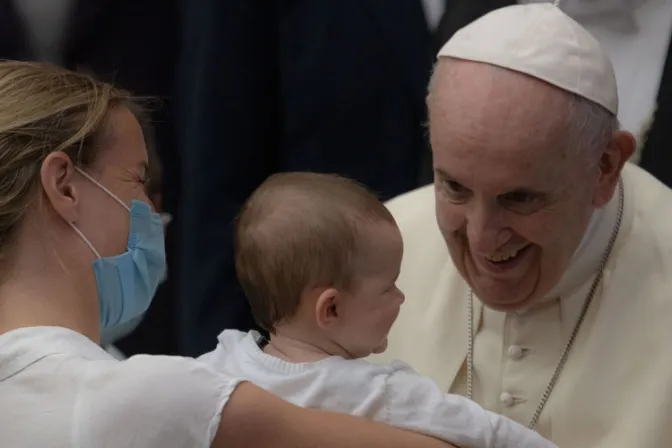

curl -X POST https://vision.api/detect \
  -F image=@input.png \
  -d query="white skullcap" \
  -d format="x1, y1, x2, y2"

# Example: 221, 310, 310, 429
437, 3, 618, 115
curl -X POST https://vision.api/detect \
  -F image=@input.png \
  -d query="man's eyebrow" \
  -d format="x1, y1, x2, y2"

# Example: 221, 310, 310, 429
501, 187, 546, 195
436, 168, 549, 197
435, 168, 458, 182
499, 188, 549, 202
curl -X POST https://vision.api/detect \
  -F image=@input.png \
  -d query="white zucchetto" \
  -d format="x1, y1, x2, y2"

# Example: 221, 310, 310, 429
438, 3, 619, 114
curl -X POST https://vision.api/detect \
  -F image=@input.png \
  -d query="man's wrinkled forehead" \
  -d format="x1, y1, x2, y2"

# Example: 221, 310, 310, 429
430, 60, 573, 144
430, 59, 569, 118
428, 60, 576, 191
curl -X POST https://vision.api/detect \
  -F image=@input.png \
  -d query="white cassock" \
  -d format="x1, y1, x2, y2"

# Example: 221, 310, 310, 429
372, 163, 672, 447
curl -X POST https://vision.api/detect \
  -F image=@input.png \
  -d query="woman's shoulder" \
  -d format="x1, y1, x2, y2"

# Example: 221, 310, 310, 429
91, 353, 240, 394
80, 354, 241, 447
0, 327, 241, 448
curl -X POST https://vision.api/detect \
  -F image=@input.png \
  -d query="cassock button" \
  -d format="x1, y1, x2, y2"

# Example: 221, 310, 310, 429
500, 392, 515, 408
507, 345, 524, 360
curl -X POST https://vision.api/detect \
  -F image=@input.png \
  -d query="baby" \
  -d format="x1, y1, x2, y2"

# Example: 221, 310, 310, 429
199, 172, 556, 448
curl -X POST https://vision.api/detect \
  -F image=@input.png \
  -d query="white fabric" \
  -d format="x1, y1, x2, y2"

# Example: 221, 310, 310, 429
12, 0, 74, 64
577, 0, 671, 153
373, 163, 672, 446
199, 329, 556, 448
104, 344, 127, 360
438, 3, 619, 114
523, 0, 649, 19
0, 326, 240, 448
422, 0, 446, 31
526, 172, 619, 311
522, 0, 672, 155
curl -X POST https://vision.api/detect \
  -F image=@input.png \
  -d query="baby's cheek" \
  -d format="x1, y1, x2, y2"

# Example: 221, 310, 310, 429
372, 338, 388, 354
373, 311, 397, 342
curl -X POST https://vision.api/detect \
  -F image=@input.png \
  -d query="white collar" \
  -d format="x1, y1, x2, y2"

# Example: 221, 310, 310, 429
516, 183, 621, 314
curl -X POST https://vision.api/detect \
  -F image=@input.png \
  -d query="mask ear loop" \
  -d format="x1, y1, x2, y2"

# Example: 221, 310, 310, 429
69, 222, 102, 259
69, 166, 132, 259
75, 167, 131, 212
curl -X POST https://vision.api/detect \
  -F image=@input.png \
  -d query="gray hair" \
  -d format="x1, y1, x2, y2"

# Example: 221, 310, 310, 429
565, 93, 620, 167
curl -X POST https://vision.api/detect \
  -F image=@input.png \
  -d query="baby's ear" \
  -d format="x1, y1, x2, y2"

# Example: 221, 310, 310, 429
314, 287, 341, 330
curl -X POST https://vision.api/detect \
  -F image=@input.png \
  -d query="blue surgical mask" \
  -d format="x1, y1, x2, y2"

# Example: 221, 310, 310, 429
70, 168, 166, 330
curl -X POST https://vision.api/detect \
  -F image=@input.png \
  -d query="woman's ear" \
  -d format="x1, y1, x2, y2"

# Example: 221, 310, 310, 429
315, 287, 341, 330
39, 152, 81, 223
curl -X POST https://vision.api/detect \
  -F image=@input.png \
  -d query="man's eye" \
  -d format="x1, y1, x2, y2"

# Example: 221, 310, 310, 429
502, 192, 536, 204
444, 180, 466, 194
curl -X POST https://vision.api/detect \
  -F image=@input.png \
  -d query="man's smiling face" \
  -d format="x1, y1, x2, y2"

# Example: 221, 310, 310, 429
428, 60, 604, 311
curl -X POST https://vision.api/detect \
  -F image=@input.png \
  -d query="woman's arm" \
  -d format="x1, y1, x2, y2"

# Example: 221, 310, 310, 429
213, 382, 456, 448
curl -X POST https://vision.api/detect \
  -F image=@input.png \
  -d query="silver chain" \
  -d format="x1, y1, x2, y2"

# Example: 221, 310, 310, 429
467, 179, 624, 429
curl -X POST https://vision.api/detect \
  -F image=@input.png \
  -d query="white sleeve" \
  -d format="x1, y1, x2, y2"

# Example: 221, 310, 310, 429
77, 355, 242, 448
381, 361, 557, 448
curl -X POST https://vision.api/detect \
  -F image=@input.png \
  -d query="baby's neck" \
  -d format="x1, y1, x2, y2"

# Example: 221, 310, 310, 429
264, 331, 352, 363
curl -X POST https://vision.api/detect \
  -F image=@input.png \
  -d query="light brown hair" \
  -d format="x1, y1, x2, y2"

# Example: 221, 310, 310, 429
235, 172, 396, 332
0, 61, 147, 263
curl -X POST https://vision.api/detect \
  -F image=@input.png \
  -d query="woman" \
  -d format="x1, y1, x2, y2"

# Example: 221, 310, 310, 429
0, 61, 453, 448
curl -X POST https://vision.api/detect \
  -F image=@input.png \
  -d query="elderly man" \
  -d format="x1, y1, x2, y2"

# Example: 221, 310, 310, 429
373, 3, 672, 447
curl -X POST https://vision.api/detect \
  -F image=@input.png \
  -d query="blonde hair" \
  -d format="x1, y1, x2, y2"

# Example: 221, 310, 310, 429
0, 61, 143, 259
235, 172, 396, 332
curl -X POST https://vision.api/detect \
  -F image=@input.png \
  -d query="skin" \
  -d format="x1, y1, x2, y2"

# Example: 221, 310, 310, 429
266, 221, 406, 361
428, 59, 635, 311
216, 382, 454, 448
0, 106, 152, 341
0, 107, 454, 448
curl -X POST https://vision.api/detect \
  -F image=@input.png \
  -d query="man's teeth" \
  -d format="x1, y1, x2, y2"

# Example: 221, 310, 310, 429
486, 248, 521, 262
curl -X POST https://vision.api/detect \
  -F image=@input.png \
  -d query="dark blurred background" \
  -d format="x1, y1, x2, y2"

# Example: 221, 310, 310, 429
2, 0, 669, 357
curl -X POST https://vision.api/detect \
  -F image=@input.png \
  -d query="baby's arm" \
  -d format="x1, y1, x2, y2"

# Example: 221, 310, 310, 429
378, 361, 557, 448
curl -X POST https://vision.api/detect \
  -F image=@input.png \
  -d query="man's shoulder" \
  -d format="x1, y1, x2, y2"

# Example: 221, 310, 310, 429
385, 184, 447, 261
622, 164, 672, 253
625, 163, 672, 210
610, 164, 672, 311
386, 184, 436, 229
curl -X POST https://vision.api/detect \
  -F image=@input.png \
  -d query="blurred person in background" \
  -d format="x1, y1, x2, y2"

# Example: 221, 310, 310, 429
177, 0, 445, 356
0, 0, 182, 355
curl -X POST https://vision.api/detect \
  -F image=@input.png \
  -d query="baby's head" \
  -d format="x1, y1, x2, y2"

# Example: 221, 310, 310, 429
235, 172, 405, 359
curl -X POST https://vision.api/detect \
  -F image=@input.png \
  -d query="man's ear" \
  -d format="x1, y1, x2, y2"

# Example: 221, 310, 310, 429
315, 287, 341, 330
592, 131, 635, 207
39, 152, 82, 223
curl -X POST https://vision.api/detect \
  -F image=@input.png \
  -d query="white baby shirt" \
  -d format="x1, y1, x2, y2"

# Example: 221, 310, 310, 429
199, 330, 556, 448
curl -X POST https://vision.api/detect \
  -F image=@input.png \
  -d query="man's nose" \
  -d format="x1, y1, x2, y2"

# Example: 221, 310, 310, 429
465, 204, 510, 255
